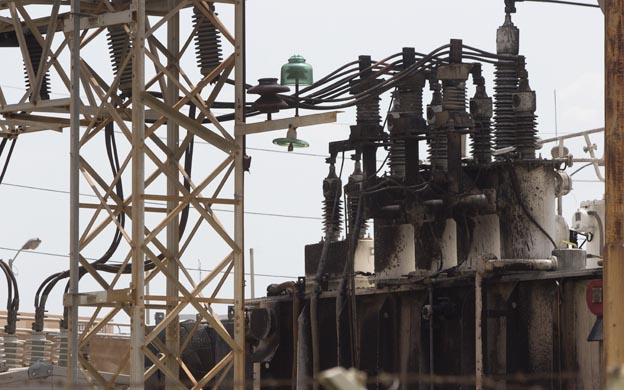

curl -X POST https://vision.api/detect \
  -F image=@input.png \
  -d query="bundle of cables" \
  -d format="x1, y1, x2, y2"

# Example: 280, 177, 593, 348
0, 259, 19, 334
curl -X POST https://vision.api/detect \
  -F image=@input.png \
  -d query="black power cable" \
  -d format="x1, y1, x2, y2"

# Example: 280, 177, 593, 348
518, 0, 600, 8
34, 107, 199, 330
0, 137, 17, 184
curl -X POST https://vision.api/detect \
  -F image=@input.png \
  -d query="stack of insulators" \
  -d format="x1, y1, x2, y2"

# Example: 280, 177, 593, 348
513, 67, 538, 159
345, 161, 368, 239
2, 334, 23, 368
494, 14, 520, 154
55, 330, 68, 367
322, 164, 343, 242
493, 60, 518, 151
24, 36, 50, 100
106, 25, 133, 97
356, 93, 381, 127
388, 84, 424, 178
388, 129, 406, 177
428, 82, 446, 170
193, 3, 223, 77
470, 86, 494, 164
442, 80, 467, 113
23, 332, 54, 366
514, 110, 537, 158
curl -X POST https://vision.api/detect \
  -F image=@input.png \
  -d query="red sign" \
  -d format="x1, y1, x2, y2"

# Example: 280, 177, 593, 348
586, 279, 603, 316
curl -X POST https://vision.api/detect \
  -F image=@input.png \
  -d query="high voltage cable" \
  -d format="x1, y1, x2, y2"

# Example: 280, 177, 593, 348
0, 182, 322, 221
0, 246, 298, 279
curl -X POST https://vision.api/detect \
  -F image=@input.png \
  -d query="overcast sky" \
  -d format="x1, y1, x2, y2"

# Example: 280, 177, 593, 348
0, 0, 605, 323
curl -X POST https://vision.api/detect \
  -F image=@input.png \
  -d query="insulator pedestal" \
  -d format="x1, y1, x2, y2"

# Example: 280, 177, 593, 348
322, 164, 343, 242
23, 332, 53, 366
56, 329, 68, 368
345, 161, 368, 239
427, 81, 445, 170
2, 334, 23, 368
470, 85, 494, 164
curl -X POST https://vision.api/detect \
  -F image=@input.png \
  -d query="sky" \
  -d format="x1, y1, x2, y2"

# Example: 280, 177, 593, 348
0, 0, 606, 325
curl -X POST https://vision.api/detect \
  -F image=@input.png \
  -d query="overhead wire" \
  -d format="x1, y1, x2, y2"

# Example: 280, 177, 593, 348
0, 181, 324, 221
0, 246, 298, 280
517, 0, 600, 8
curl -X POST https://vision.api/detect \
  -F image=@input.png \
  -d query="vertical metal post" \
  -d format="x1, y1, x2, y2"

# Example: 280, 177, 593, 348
130, 0, 146, 388
165, 2, 180, 387
234, 0, 246, 388
250, 248, 260, 390
249, 248, 255, 299
68, 0, 81, 386
605, 0, 624, 388
475, 270, 484, 390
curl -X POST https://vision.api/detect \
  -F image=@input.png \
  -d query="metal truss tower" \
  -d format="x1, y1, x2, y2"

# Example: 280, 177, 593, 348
0, 0, 246, 388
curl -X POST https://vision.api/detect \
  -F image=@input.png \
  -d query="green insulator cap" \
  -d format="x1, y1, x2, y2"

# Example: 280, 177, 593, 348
280, 55, 313, 86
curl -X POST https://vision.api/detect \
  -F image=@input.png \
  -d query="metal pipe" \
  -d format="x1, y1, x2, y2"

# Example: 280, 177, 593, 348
484, 257, 558, 272
68, 0, 80, 386
605, 1, 624, 387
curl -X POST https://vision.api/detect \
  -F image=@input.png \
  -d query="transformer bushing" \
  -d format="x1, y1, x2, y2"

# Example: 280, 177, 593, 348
345, 160, 368, 238
352, 81, 381, 128
106, 25, 133, 97
438, 62, 473, 192
494, 13, 520, 153
193, 3, 223, 77
387, 67, 426, 180
513, 62, 538, 159
470, 70, 493, 163
427, 79, 445, 170
322, 163, 343, 242
349, 56, 383, 180
24, 35, 50, 100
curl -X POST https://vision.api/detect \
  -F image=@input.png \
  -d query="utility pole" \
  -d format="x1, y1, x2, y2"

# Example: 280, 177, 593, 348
604, 0, 624, 387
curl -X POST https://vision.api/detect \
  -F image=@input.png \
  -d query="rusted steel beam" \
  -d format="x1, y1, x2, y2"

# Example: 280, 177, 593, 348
604, 0, 624, 387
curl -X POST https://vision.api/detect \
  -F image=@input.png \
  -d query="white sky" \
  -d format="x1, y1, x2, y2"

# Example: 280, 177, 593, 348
0, 0, 605, 324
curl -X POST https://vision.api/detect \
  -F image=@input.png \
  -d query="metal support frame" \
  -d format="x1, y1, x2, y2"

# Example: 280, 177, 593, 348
0, 0, 247, 388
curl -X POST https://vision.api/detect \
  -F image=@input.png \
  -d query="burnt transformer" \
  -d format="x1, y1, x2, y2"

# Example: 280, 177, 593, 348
246, 4, 603, 390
